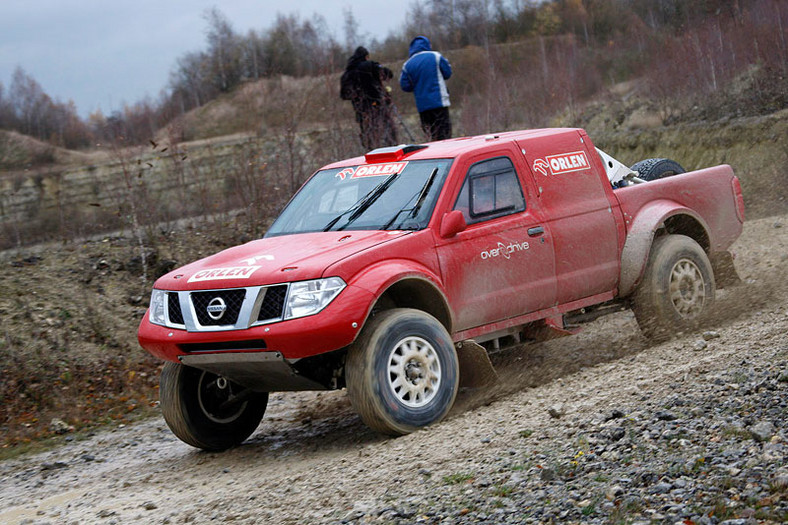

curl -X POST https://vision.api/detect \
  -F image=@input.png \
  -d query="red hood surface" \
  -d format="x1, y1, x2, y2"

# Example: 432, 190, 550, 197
154, 231, 409, 290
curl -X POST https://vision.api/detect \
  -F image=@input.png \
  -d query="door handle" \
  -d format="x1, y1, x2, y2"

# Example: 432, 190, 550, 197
528, 226, 545, 237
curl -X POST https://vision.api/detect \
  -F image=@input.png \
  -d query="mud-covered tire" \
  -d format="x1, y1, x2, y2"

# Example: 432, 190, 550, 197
346, 308, 459, 436
631, 158, 686, 181
633, 235, 715, 340
159, 362, 268, 451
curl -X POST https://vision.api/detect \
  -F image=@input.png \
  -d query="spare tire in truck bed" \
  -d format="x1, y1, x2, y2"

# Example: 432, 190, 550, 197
630, 158, 686, 181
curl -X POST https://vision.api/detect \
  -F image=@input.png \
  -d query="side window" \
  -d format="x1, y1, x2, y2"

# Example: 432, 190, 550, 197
453, 157, 526, 224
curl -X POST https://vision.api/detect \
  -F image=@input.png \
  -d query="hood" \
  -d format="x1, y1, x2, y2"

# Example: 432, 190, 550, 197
346, 46, 369, 68
155, 230, 409, 291
408, 36, 431, 56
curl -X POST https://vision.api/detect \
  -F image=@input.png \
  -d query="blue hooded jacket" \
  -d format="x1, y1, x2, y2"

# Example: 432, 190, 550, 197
399, 36, 452, 113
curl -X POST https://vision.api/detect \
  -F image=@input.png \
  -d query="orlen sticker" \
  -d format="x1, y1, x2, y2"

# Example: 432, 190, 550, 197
533, 151, 589, 176
335, 162, 408, 180
187, 266, 261, 283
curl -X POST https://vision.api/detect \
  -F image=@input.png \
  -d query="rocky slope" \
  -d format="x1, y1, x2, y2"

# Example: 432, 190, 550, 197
0, 214, 786, 525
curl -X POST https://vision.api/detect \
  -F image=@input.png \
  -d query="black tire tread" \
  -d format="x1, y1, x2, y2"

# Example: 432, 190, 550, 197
159, 362, 267, 451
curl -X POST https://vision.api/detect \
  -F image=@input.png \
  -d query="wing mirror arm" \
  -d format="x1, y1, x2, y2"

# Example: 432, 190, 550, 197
439, 210, 467, 238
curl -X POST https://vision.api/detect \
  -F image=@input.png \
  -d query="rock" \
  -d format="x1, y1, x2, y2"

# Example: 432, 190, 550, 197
771, 472, 788, 491
548, 404, 566, 419
702, 331, 721, 340
604, 427, 626, 442
750, 421, 775, 442
41, 461, 68, 471
656, 411, 678, 421
49, 418, 74, 434
605, 485, 624, 500
694, 339, 708, 351
142, 502, 158, 510
650, 481, 672, 494
540, 468, 557, 482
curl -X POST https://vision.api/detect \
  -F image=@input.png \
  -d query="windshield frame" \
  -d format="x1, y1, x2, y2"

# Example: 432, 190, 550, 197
266, 159, 453, 237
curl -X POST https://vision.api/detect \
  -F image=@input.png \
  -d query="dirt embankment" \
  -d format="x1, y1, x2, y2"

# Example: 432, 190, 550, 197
0, 213, 785, 524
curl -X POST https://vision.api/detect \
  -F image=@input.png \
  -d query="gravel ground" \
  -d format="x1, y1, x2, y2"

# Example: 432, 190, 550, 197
0, 214, 786, 525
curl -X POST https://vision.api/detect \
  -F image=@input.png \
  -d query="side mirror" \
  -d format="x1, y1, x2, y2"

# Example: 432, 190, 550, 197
439, 210, 467, 238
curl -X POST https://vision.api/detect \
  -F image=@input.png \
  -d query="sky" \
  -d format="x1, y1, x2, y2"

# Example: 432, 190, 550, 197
0, 0, 414, 118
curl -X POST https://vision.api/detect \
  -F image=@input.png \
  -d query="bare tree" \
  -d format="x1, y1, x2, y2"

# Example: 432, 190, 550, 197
204, 7, 243, 93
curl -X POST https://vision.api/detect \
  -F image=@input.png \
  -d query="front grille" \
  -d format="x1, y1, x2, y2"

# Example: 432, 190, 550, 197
167, 292, 184, 325
258, 285, 288, 322
191, 289, 246, 326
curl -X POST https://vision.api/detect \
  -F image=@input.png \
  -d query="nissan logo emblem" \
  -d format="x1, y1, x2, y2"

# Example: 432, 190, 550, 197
206, 297, 227, 320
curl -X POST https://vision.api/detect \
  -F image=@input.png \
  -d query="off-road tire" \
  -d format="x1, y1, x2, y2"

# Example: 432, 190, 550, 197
346, 308, 459, 436
160, 362, 268, 451
631, 158, 686, 181
633, 234, 715, 340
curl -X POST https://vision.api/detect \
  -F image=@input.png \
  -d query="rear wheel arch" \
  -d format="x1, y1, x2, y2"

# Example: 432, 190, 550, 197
662, 214, 710, 252
620, 206, 712, 297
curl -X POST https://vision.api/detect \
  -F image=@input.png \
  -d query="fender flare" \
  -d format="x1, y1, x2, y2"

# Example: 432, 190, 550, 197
349, 259, 454, 332
619, 200, 711, 297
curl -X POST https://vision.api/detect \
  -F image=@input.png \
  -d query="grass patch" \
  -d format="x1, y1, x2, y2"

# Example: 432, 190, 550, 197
443, 473, 474, 485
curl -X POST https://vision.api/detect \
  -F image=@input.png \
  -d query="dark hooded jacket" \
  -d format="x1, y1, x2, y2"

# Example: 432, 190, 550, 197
340, 46, 393, 110
399, 36, 452, 113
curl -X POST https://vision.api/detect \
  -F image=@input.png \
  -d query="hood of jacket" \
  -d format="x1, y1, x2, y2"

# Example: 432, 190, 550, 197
346, 46, 369, 69
408, 36, 431, 57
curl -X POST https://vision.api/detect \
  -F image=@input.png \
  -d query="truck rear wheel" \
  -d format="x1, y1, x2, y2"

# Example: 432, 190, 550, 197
160, 362, 268, 451
633, 234, 715, 340
630, 158, 685, 181
346, 308, 459, 435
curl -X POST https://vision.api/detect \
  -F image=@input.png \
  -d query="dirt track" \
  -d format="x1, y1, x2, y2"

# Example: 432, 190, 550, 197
1, 213, 786, 524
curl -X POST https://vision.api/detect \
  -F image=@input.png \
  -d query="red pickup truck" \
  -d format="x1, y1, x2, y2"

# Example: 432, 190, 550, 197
138, 128, 745, 451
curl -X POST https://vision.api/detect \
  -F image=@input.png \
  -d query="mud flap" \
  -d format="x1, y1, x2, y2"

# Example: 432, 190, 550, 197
456, 340, 498, 388
710, 251, 741, 288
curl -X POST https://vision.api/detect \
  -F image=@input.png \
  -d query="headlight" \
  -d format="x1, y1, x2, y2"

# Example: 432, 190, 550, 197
284, 277, 346, 320
149, 289, 168, 326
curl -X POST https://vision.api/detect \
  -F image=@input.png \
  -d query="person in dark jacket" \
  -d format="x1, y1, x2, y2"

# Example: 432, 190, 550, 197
399, 36, 452, 141
340, 46, 398, 150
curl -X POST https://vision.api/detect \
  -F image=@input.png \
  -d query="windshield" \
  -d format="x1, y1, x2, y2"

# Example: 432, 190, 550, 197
266, 159, 452, 236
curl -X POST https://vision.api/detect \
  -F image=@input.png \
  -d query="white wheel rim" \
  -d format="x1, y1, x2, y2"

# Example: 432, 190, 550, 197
387, 336, 442, 408
669, 258, 706, 318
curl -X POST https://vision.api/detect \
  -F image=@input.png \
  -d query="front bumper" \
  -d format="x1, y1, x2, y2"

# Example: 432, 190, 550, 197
137, 284, 375, 362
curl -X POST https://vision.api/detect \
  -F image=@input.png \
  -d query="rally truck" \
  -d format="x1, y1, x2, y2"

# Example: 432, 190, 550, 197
138, 128, 745, 451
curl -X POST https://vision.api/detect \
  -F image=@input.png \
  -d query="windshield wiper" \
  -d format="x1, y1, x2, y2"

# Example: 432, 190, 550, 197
322, 172, 400, 232
383, 168, 439, 230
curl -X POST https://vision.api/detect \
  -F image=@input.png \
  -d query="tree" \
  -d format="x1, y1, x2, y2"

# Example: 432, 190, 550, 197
343, 8, 360, 50
204, 7, 242, 93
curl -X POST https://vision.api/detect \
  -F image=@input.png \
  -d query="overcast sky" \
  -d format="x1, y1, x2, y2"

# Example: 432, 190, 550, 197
0, 0, 414, 118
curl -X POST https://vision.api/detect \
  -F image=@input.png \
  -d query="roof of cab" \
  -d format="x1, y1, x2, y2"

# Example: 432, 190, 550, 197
321, 128, 582, 170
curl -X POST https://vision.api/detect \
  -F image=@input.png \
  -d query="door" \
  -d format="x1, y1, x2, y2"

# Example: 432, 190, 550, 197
517, 132, 621, 304
436, 154, 557, 332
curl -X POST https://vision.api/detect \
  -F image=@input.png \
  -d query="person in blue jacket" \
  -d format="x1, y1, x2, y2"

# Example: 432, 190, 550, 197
399, 36, 452, 141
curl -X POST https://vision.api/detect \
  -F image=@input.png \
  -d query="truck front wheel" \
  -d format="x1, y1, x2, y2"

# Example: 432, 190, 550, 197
159, 362, 268, 451
346, 308, 459, 435
633, 234, 715, 340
